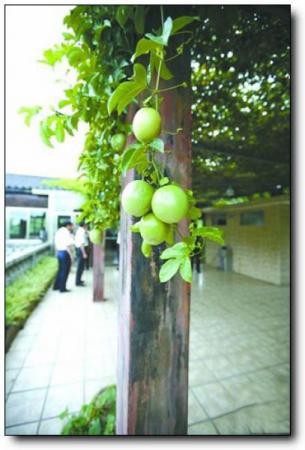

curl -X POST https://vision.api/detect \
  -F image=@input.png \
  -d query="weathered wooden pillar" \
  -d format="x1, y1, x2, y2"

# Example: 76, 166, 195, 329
116, 14, 192, 434
92, 239, 105, 302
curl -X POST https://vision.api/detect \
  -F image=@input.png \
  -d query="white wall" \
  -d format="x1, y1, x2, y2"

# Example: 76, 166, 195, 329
204, 200, 290, 285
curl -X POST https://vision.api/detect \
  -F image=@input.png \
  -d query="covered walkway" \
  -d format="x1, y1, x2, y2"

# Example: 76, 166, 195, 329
5, 266, 290, 435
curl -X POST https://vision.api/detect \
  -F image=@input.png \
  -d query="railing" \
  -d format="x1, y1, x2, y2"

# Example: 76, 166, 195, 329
5, 241, 53, 285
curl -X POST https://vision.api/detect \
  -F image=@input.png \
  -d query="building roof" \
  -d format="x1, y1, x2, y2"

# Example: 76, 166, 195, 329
5, 173, 60, 192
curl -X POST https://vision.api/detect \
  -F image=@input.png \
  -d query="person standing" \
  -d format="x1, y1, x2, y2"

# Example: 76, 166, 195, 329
116, 230, 120, 270
53, 221, 74, 293
75, 221, 88, 286
84, 226, 90, 270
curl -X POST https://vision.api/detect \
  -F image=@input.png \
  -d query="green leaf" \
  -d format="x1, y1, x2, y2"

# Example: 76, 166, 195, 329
39, 121, 53, 148
134, 6, 146, 34
159, 60, 174, 80
162, 16, 173, 45
149, 52, 173, 81
116, 6, 131, 28
145, 33, 166, 46
39, 46, 64, 67
179, 256, 192, 283
159, 177, 169, 186
160, 242, 189, 260
149, 138, 164, 153
172, 16, 198, 34
18, 106, 41, 127
186, 206, 202, 220
159, 258, 181, 282
62, 32, 74, 40
121, 143, 144, 174
88, 418, 102, 435
55, 120, 65, 143
126, 149, 148, 174
58, 99, 71, 109
59, 408, 69, 420
67, 47, 85, 66
145, 17, 173, 47
183, 236, 196, 247
107, 64, 147, 115
121, 146, 147, 174
195, 226, 224, 245
165, 226, 175, 245
64, 116, 74, 136
141, 241, 151, 258
131, 38, 161, 63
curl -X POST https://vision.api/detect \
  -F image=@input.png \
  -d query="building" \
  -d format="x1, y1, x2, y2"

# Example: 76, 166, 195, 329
5, 173, 83, 243
203, 195, 290, 285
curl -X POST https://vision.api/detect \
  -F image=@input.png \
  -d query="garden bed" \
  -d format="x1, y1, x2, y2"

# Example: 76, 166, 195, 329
5, 256, 58, 351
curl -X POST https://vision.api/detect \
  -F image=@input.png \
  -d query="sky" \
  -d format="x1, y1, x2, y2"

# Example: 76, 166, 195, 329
6, 5, 87, 178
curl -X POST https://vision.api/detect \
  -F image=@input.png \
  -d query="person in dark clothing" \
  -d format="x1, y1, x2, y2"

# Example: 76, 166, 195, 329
191, 236, 202, 274
75, 221, 88, 286
53, 221, 74, 293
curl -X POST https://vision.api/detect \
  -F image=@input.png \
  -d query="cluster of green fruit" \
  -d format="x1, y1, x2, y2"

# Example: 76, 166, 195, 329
90, 106, 223, 283
120, 107, 189, 257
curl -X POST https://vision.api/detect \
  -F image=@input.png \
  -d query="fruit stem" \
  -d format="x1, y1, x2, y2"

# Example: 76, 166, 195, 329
155, 59, 162, 111
155, 5, 164, 111
163, 128, 183, 136
150, 152, 162, 184
153, 82, 187, 94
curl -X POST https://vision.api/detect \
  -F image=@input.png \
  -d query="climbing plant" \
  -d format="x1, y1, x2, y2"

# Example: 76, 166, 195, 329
20, 5, 225, 284
105, 7, 224, 283
20, 6, 143, 230
189, 5, 290, 199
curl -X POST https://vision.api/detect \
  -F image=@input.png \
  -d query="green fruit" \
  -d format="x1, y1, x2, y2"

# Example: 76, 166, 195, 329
141, 240, 152, 258
152, 185, 189, 224
89, 228, 103, 245
132, 107, 161, 143
110, 133, 126, 152
139, 213, 169, 246
121, 180, 154, 217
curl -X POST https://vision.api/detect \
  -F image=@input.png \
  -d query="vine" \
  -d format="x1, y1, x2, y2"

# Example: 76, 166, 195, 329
108, 7, 224, 283
20, 5, 224, 284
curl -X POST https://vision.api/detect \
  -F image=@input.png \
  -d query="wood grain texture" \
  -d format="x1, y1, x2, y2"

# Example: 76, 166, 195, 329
116, 35, 192, 435
93, 240, 105, 302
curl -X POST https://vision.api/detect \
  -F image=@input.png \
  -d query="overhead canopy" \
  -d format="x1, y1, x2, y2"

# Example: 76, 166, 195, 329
188, 5, 290, 203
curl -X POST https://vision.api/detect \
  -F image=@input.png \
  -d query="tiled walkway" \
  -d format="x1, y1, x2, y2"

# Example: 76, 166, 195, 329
5, 266, 290, 435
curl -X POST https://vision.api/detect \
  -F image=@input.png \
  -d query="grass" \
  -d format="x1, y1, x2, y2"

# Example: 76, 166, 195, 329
5, 256, 58, 327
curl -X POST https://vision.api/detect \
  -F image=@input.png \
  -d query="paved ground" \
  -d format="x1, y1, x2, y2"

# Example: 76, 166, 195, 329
5, 265, 290, 435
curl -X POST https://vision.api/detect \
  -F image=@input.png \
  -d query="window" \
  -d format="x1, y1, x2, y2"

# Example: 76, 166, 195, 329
29, 212, 46, 238
211, 213, 227, 226
240, 210, 265, 226
9, 211, 27, 238
57, 215, 71, 228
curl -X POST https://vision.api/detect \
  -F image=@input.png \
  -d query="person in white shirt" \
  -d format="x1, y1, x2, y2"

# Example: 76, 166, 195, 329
53, 221, 74, 293
75, 221, 88, 286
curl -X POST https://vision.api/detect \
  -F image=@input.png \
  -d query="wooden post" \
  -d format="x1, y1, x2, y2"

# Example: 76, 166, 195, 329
93, 239, 105, 302
116, 18, 192, 434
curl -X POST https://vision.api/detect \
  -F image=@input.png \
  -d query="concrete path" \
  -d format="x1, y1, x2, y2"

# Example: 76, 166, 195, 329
5, 265, 290, 435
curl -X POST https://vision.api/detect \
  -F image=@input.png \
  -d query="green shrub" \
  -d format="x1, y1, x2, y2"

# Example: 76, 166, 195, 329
6, 256, 58, 327
60, 385, 116, 435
